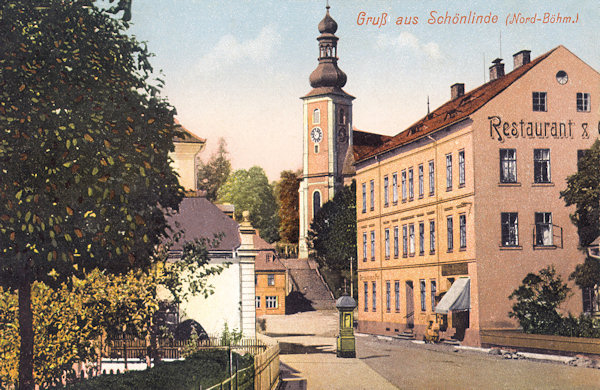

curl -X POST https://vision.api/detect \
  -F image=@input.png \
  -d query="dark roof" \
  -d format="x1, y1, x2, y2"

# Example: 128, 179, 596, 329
253, 234, 287, 272
173, 119, 206, 144
355, 47, 558, 162
166, 197, 240, 252
352, 129, 393, 161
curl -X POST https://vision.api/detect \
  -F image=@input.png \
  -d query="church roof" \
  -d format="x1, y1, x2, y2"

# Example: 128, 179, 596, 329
166, 197, 240, 252
355, 46, 559, 163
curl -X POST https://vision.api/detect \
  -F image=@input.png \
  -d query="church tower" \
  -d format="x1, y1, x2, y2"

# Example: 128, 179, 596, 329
299, 5, 354, 258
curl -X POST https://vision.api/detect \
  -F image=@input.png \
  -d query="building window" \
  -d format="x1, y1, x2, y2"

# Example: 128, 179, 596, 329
418, 164, 424, 198
429, 161, 435, 196
419, 222, 425, 255
420, 279, 426, 312
429, 220, 435, 254
393, 226, 399, 258
458, 150, 465, 187
582, 287, 596, 314
383, 176, 389, 207
364, 282, 368, 312
313, 108, 320, 124
577, 92, 591, 112
362, 183, 367, 213
431, 280, 437, 311
500, 149, 517, 183
408, 168, 414, 200
256, 296, 261, 308
255, 275, 257, 285
386, 281, 391, 312
362, 232, 367, 262
532, 92, 547, 112
447, 216, 453, 251
395, 281, 400, 312
385, 228, 390, 258
266, 296, 278, 309
459, 214, 467, 249
402, 225, 408, 257
370, 231, 375, 260
339, 108, 346, 124
409, 224, 415, 256
535, 212, 553, 246
501, 212, 519, 247
372, 281, 377, 311
446, 154, 452, 190
370, 180, 375, 210
392, 173, 398, 203
401, 170, 407, 201
313, 191, 321, 217
534, 149, 551, 183
268, 274, 275, 286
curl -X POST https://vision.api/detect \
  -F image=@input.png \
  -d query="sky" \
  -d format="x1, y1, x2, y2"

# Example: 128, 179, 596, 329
128, 0, 600, 181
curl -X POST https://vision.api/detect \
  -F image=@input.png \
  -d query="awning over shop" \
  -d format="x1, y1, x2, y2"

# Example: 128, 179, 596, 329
435, 277, 470, 314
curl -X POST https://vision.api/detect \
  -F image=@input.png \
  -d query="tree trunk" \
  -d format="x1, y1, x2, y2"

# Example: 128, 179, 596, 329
18, 273, 34, 390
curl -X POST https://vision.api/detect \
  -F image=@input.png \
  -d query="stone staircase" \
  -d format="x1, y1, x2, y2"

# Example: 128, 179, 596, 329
282, 258, 336, 312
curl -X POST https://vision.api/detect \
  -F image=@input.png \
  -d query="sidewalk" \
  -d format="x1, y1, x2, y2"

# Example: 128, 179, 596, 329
261, 312, 397, 389
279, 351, 397, 389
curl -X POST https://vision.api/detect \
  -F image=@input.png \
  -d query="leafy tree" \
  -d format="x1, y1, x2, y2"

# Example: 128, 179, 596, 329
0, 2, 184, 387
0, 237, 225, 387
308, 182, 357, 296
508, 266, 570, 335
197, 138, 231, 202
560, 140, 600, 247
276, 170, 299, 244
217, 167, 279, 243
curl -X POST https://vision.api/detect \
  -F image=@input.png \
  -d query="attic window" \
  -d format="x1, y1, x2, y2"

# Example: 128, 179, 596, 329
444, 109, 457, 120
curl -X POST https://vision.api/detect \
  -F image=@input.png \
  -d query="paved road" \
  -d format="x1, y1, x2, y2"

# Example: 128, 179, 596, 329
262, 311, 600, 389
357, 335, 600, 390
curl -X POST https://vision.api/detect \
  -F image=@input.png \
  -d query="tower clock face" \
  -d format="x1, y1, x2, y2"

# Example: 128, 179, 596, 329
311, 127, 323, 143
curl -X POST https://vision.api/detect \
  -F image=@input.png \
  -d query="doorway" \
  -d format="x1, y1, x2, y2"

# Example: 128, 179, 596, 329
405, 281, 414, 329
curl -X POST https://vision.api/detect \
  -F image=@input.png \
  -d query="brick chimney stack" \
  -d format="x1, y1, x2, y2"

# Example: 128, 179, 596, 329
451, 83, 465, 100
489, 58, 505, 81
513, 50, 531, 69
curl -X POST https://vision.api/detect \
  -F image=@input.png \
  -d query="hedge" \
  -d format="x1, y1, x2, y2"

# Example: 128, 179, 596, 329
50, 350, 253, 390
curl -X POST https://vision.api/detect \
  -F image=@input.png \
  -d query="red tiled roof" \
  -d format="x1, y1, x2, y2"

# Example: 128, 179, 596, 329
253, 234, 287, 271
352, 129, 393, 161
355, 47, 558, 162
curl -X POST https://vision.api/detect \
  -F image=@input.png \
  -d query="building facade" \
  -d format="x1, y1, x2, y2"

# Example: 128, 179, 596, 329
254, 235, 289, 316
354, 46, 600, 345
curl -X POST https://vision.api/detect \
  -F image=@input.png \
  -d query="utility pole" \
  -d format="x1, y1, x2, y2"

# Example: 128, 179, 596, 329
350, 257, 354, 298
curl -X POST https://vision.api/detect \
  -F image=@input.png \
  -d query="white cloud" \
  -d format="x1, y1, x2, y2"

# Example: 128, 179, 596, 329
197, 25, 281, 71
377, 32, 443, 60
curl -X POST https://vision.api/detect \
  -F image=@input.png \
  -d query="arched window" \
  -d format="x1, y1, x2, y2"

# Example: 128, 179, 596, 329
313, 108, 320, 124
313, 191, 321, 217
339, 108, 346, 124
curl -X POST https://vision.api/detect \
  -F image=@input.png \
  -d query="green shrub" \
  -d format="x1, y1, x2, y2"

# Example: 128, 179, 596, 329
52, 350, 253, 390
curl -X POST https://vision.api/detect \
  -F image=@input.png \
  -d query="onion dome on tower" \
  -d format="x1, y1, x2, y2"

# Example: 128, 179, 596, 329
306, 5, 352, 98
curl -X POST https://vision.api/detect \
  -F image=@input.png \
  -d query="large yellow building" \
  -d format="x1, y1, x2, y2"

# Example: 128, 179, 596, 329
355, 46, 600, 345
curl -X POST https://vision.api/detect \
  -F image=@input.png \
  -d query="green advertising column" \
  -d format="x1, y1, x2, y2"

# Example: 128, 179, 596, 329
336, 293, 357, 358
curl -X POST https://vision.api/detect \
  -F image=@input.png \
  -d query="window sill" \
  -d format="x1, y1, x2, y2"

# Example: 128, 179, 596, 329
419, 252, 424, 256
409, 197, 414, 202
370, 207, 375, 211
499, 245, 522, 250
371, 258, 375, 261
533, 245, 557, 250
418, 195, 424, 199
394, 255, 399, 259
402, 255, 408, 259
409, 253, 415, 257
385, 256, 390, 260
362, 258, 367, 262
498, 182, 521, 187
392, 201, 398, 206
430, 251, 436, 255
447, 249, 454, 253
429, 192, 435, 197
532, 182, 554, 187
446, 188, 453, 192
459, 247, 466, 252
384, 204, 389, 208
458, 184, 465, 189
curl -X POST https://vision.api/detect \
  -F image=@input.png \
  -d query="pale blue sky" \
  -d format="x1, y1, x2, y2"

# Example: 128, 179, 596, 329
128, 0, 600, 180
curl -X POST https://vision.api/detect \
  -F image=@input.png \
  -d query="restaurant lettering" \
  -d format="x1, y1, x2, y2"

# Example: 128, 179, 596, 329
489, 116, 599, 142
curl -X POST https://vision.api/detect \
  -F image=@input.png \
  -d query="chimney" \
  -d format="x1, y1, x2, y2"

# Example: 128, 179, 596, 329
489, 58, 505, 81
513, 50, 531, 69
451, 83, 465, 100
